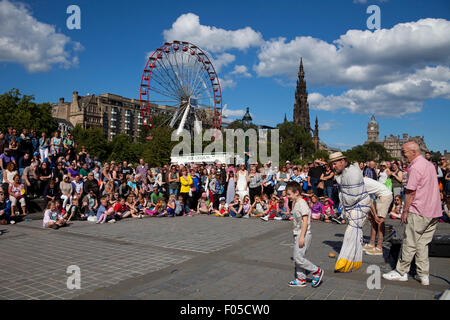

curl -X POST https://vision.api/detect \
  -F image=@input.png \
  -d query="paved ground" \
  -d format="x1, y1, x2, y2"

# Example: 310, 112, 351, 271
0, 214, 448, 300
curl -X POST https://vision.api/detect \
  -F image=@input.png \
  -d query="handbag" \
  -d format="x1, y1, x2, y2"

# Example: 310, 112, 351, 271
317, 181, 324, 190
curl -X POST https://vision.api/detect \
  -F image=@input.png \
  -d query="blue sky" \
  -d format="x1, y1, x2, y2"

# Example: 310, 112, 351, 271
0, 0, 449, 152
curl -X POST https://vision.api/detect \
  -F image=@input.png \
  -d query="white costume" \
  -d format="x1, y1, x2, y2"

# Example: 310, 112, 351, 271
335, 163, 371, 272
236, 170, 249, 200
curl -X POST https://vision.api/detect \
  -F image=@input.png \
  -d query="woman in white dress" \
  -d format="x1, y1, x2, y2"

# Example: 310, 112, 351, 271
235, 163, 249, 200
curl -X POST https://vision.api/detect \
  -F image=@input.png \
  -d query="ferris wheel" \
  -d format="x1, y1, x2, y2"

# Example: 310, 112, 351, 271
139, 41, 223, 136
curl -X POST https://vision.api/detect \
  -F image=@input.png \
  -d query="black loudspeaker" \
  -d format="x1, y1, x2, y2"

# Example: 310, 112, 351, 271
428, 234, 450, 258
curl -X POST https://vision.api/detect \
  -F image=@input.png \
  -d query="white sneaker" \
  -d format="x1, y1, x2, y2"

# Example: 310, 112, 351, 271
415, 275, 429, 286
10, 220, 16, 225
108, 219, 116, 223
260, 215, 269, 221
382, 270, 408, 282
243, 214, 249, 219
274, 217, 282, 221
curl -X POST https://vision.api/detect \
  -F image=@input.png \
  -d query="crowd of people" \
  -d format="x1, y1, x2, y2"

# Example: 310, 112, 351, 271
0, 127, 448, 231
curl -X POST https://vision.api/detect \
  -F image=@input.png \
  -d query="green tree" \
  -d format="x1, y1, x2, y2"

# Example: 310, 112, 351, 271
344, 142, 393, 163
277, 121, 315, 164
71, 125, 109, 162
0, 89, 58, 134
142, 126, 177, 167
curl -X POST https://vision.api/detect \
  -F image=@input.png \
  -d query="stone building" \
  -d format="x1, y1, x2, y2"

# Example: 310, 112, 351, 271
364, 115, 429, 159
292, 58, 338, 154
52, 91, 180, 141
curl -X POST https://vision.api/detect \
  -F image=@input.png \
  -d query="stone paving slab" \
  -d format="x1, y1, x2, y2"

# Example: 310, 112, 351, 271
0, 215, 448, 300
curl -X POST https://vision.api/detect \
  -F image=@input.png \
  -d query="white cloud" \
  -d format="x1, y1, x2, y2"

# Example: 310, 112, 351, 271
254, 19, 450, 89
219, 78, 236, 90
230, 65, 252, 78
309, 65, 450, 116
210, 53, 235, 72
0, 0, 82, 72
319, 120, 341, 131
254, 18, 450, 115
222, 104, 245, 118
163, 13, 264, 52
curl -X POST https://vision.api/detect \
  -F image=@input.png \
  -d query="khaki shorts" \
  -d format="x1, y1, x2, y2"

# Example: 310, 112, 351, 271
376, 194, 393, 218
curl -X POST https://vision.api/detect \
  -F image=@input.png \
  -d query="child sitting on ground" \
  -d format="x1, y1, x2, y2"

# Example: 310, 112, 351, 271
241, 195, 251, 218
43, 200, 67, 229
320, 197, 333, 223
197, 192, 213, 215
229, 194, 242, 218
96, 196, 116, 224
175, 195, 185, 216
261, 194, 283, 221
249, 195, 267, 218
389, 195, 403, 219
214, 197, 229, 217
64, 196, 81, 222
167, 194, 176, 217
309, 195, 323, 220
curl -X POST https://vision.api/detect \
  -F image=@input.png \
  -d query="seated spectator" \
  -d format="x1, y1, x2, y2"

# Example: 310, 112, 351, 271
8, 174, 27, 217
175, 195, 185, 216
79, 163, 89, 180
309, 195, 323, 220
166, 194, 176, 217
22, 161, 40, 198
38, 161, 52, 196
43, 180, 60, 207
83, 172, 99, 196
71, 174, 84, 198
43, 200, 66, 229
0, 189, 12, 225
119, 179, 131, 199
18, 153, 31, 178
389, 195, 403, 219
241, 195, 252, 218
249, 195, 267, 218
440, 193, 449, 223
228, 194, 242, 218
82, 189, 98, 218
96, 196, 116, 224
3, 161, 18, 186
214, 197, 229, 217
197, 192, 212, 215
114, 197, 132, 219
63, 196, 81, 222
320, 197, 334, 223
150, 186, 164, 208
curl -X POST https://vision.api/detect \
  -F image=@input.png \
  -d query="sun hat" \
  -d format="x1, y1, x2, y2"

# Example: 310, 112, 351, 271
329, 152, 346, 162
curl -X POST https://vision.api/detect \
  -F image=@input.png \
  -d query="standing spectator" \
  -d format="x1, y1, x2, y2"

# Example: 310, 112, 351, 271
363, 161, 377, 180
226, 170, 236, 204
39, 132, 50, 162
179, 168, 193, 213
63, 133, 75, 157
78, 146, 88, 164
235, 163, 249, 200
308, 160, 325, 196
383, 142, 442, 286
50, 131, 62, 158
248, 165, 262, 204
168, 166, 179, 196
30, 129, 39, 154
276, 166, 290, 197
135, 159, 148, 179
320, 163, 335, 200
8, 137, 19, 161
390, 162, 404, 198
0, 132, 6, 155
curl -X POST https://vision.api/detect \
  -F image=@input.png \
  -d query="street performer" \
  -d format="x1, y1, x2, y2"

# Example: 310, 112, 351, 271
329, 152, 371, 272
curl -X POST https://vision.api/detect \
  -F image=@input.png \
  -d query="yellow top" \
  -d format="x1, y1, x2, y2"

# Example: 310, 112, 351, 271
180, 175, 193, 193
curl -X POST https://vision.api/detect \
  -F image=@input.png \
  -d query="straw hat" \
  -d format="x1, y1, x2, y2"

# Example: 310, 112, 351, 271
329, 152, 346, 162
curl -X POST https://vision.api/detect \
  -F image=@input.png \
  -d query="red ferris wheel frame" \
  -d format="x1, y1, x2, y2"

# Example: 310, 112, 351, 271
139, 41, 223, 133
